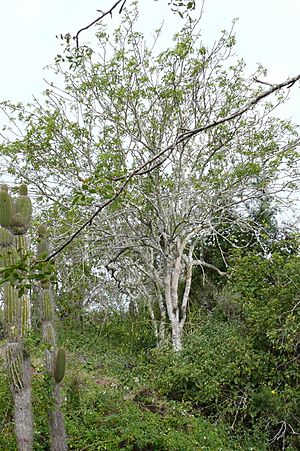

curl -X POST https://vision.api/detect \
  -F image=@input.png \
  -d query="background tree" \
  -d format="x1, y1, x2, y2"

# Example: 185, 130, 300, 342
1, 8, 300, 350
0, 2, 300, 449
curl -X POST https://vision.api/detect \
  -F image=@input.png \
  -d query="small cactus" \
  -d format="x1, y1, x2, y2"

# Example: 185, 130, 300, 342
4, 284, 19, 334
11, 184, 32, 235
41, 289, 54, 321
37, 224, 49, 260
18, 184, 28, 196
0, 187, 13, 228
14, 184, 32, 225
37, 224, 47, 238
11, 213, 30, 235
54, 348, 66, 383
42, 322, 56, 347
0, 227, 13, 247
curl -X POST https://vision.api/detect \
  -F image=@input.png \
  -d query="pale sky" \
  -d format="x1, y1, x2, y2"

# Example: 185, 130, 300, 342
0, 0, 299, 120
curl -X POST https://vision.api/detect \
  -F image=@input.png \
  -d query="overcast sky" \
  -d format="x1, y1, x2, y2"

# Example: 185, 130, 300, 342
0, 0, 299, 119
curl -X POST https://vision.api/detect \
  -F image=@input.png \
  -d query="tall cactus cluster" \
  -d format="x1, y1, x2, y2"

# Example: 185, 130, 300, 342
0, 183, 67, 450
0, 183, 33, 451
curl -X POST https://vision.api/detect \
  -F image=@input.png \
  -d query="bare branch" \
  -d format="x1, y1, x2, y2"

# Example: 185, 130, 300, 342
253, 77, 274, 87
192, 259, 227, 276
75, 0, 128, 48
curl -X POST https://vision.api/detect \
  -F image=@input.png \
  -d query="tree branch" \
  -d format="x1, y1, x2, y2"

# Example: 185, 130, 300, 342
75, 0, 128, 48
192, 259, 227, 276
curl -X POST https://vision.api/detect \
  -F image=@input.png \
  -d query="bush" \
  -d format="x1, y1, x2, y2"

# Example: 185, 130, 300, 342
223, 247, 300, 447
148, 319, 268, 420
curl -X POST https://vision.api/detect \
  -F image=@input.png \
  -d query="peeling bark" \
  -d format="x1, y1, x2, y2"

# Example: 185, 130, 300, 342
6, 343, 33, 451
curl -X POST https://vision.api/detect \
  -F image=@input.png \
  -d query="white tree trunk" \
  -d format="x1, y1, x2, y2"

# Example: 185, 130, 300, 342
171, 317, 182, 351
163, 238, 195, 351
164, 241, 184, 351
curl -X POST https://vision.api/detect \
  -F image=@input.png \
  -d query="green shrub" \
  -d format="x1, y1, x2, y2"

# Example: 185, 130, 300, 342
222, 246, 300, 447
148, 320, 269, 420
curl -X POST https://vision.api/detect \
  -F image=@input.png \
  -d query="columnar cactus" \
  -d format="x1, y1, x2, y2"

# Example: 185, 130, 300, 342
37, 224, 67, 450
42, 322, 56, 347
37, 224, 49, 259
12, 184, 32, 258
37, 224, 66, 379
37, 225, 57, 347
6, 343, 24, 390
54, 348, 66, 384
0, 183, 33, 451
13, 184, 32, 334
0, 188, 20, 339
0, 184, 14, 227
40, 288, 57, 347
15, 184, 32, 222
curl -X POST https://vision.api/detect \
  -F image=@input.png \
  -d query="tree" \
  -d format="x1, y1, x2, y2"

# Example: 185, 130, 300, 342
0, 6, 299, 351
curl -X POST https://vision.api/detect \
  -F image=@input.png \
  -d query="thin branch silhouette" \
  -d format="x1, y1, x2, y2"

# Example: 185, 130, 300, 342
75, 0, 128, 47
